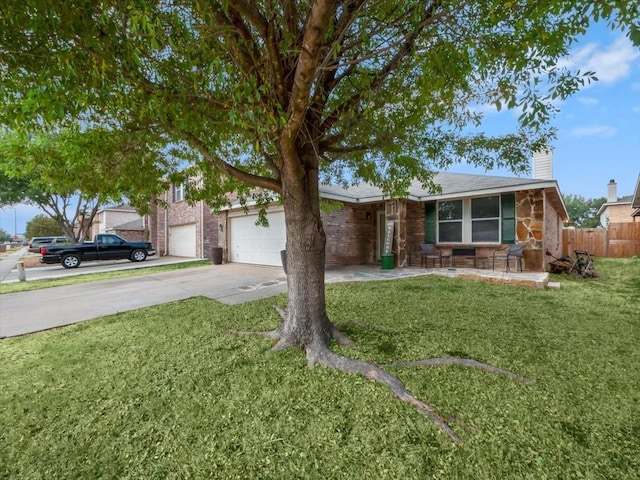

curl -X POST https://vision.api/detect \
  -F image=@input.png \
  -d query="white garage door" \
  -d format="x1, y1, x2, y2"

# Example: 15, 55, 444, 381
169, 224, 197, 257
229, 210, 286, 266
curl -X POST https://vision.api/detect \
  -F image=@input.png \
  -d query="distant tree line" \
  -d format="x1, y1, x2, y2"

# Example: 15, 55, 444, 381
563, 194, 606, 228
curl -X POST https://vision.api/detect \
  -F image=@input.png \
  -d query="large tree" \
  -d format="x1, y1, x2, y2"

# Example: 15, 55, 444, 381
24, 214, 64, 239
0, 127, 174, 242
1, 1, 638, 442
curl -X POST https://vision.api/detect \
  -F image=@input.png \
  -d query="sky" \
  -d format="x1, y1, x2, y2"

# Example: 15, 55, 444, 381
450, 22, 640, 200
1, 21, 639, 238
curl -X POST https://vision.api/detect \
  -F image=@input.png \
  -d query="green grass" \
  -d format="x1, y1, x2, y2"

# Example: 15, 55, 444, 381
0, 260, 212, 294
1, 258, 639, 479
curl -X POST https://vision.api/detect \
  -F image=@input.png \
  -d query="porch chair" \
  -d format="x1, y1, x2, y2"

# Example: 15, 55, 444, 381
492, 244, 525, 272
420, 243, 443, 268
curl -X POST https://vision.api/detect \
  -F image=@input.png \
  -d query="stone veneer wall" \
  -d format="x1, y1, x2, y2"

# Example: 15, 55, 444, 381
383, 200, 407, 267
516, 189, 545, 271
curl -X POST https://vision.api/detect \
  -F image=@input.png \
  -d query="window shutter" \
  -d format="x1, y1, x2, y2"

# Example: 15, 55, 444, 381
424, 201, 436, 243
501, 193, 516, 243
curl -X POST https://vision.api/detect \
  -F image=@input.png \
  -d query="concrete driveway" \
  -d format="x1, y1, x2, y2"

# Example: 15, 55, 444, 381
0, 263, 289, 338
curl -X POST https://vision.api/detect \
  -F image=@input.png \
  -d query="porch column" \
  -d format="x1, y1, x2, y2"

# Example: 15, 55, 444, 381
385, 199, 408, 268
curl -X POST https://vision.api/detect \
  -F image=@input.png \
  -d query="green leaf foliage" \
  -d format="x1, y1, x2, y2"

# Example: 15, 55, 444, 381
24, 214, 64, 239
563, 194, 607, 227
0, 126, 174, 240
0, 1, 638, 202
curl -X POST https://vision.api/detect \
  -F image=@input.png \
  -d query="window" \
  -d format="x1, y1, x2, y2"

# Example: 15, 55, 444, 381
471, 196, 500, 242
432, 194, 513, 244
174, 182, 185, 202
438, 200, 462, 242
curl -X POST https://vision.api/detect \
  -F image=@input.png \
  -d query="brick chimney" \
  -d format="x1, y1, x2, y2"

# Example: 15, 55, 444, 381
532, 150, 553, 179
607, 179, 618, 203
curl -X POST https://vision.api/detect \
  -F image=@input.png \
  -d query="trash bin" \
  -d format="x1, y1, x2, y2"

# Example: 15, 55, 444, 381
381, 253, 395, 270
211, 247, 223, 265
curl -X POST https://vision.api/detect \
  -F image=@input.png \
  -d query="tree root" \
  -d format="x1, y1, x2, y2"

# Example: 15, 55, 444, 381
386, 358, 533, 384
229, 306, 531, 444
306, 344, 465, 445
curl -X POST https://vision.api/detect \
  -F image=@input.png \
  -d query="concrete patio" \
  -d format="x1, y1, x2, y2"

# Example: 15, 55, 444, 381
324, 265, 551, 289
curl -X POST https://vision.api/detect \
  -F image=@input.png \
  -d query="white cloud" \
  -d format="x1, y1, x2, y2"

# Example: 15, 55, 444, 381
570, 125, 617, 138
577, 96, 598, 105
567, 36, 640, 84
468, 103, 500, 115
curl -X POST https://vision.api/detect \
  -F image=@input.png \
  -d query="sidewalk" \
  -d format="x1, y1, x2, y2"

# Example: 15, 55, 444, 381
0, 247, 27, 282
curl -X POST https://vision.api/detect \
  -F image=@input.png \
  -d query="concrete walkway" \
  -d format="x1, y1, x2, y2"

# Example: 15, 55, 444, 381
0, 261, 549, 338
0, 247, 27, 283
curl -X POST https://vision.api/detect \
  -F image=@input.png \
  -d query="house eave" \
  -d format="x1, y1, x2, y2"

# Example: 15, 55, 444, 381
319, 179, 569, 221
632, 173, 640, 208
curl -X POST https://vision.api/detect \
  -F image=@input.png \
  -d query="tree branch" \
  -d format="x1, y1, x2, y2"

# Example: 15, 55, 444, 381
319, 1, 443, 135
227, 0, 287, 106
286, 0, 337, 139
180, 130, 282, 194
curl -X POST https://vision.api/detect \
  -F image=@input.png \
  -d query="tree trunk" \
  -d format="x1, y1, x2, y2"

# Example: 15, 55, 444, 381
274, 155, 332, 352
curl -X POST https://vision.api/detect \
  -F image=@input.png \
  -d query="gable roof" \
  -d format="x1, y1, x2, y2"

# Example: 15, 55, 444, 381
222, 171, 569, 221
319, 172, 568, 220
596, 194, 634, 216
111, 218, 144, 230
99, 203, 137, 213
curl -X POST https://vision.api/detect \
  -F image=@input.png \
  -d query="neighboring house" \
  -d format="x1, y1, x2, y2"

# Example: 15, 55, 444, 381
147, 181, 219, 258
105, 218, 147, 242
148, 152, 568, 272
596, 179, 636, 227
90, 204, 145, 238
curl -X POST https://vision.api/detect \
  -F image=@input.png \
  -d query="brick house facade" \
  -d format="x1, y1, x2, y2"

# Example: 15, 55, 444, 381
148, 171, 568, 272
597, 179, 637, 226
147, 185, 219, 259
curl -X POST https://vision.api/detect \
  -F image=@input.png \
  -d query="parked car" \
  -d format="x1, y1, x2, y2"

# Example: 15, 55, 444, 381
28, 236, 69, 253
39, 233, 156, 268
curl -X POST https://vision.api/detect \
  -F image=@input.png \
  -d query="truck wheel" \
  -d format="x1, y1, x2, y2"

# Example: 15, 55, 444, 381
130, 249, 147, 262
61, 254, 81, 269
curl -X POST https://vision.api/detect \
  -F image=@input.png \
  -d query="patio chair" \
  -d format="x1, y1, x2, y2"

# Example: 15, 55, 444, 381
492, 244, 524, 272
420, 243, 443, 268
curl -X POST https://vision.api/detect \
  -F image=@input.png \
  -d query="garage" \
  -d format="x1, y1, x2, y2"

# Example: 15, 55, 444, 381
229, 210, 286, 266
169, 223, 197, 257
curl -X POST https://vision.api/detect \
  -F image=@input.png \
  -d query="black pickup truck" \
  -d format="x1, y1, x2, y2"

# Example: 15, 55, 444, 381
39, 234, 156, 269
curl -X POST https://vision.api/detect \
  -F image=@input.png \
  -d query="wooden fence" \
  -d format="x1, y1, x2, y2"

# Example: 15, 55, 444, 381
563, 222, 640, 258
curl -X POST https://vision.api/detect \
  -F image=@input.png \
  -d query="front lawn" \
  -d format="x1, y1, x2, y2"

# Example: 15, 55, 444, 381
1, 258, 639, 479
